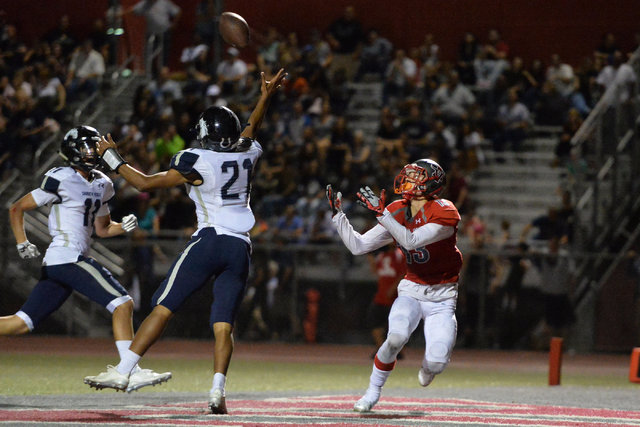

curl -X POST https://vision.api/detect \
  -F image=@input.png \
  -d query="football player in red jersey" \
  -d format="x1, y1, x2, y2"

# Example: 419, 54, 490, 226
326, 158, 462, 413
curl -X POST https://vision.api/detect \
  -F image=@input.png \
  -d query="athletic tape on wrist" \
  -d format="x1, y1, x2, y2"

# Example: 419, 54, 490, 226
102, 148, 126, 172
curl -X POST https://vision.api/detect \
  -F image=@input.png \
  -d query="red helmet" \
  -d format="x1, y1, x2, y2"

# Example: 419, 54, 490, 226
393, 159, 445, 200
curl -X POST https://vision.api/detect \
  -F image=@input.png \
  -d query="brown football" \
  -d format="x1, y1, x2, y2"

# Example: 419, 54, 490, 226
219, 12, 250, 48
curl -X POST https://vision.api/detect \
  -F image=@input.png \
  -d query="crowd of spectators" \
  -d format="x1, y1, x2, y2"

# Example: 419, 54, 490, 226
2, 4, 638, 344
0, 12, 110, 179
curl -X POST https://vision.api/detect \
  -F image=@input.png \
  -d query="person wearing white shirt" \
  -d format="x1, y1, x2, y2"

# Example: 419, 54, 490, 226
66, 39, 105, 101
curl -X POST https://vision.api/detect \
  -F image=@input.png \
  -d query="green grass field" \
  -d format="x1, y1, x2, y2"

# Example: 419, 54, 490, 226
0, 353, 633, 396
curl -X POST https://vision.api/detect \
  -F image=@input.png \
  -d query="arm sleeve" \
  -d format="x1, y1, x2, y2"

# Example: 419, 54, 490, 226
170, 150, 202, 182
31, 174, 62, 205
377, 209, 454, 250
30, 188, 59, 207
332, 212, 394, 255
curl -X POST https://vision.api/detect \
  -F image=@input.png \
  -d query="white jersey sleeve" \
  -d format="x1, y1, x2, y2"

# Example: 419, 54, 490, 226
331, 211, 394, 255
31, 173, 62, 206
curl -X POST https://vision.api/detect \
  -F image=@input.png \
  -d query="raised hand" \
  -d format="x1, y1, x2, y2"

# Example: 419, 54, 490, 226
356, 186, 386, 216
326, 184, 343, 216
99, 134, 127, 172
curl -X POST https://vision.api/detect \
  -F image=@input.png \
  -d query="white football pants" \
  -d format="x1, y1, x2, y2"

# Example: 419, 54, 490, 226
378, 293, 457, 371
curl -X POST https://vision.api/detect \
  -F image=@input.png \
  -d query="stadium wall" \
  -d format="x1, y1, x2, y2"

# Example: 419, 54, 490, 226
3, 1, 640, 69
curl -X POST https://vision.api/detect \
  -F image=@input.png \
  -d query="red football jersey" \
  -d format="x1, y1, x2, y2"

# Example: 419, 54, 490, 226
386, 198, 463, 285
373, 247, 406, 306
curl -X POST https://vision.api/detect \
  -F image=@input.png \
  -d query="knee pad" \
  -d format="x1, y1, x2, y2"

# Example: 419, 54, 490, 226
386, 333, 409, 354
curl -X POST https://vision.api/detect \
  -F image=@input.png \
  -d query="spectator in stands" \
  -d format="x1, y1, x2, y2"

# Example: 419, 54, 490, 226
160, 187, 196, 234
279, 32, 301, 71
503, 56, 540, 110
216, 47, 248, 97
326, 5, 363, 81
154, 122, 184, 167
65, 39, 106, 102
180, 34, 211, 85
44, 14, 76, 57
546, 59, 591, 117
458, 122, 485, 170
445, 161, 470, 215
555, 108, 583, 167
530, 236, 575, 349
457, 32, 479, 85
194, 0, 218, 46
346, 129, 372, 188
382, 49, 418, 106
148, 66, 182, 110
355, 29, 393, 81
88, 18, 110, 65
35, 64, 66, 117
493, 88, 532, 158
594, 32, 619, 63
520, 206, 568, 244
484, 29, 509, 61
256, 27, 281, 73
535, 80, 570, 126
419, 33, 439, 69
596, 50, 637, 105
375, 106, 403, 158
431, 70, 476, 126
326, 115, 354, 180
274, 204, 305, 244
129, 191, 162, 321
400, 102, 430, 159
124, 0, 181, 70
425, 119, 456, 172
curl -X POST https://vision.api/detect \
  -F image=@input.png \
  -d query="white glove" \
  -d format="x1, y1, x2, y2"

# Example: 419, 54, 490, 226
121, 214, 138, 232
17, 240, 40, 259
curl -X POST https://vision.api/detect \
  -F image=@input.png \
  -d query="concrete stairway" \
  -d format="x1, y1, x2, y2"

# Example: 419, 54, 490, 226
470, 127, 565, 238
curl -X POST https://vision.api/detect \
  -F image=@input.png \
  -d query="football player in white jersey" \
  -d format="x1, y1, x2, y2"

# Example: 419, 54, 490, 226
85, 68, 287, 413
0, 126, 171, 393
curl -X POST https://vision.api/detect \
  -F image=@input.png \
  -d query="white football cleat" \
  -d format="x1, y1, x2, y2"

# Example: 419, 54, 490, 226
84, 365, 129, 391
126, 367, 172, 393
353, 396, 378, 413
208, 388, 228, 414
418, 368, 435, 387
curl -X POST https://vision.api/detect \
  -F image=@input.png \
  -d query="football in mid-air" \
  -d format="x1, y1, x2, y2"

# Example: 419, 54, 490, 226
219, 12, 250, 48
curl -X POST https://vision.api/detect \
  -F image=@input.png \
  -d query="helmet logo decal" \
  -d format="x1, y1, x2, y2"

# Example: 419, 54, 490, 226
431, 164, 445, 183
65, 128, 78, 140
198, 117, 208, 140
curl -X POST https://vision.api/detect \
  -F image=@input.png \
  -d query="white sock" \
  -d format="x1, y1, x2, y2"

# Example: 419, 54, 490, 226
116, 349, 141, 376
369, 365, 391, 388
362, 385, 381, 404
211, 372, 226, 393
115, 340, 132, 359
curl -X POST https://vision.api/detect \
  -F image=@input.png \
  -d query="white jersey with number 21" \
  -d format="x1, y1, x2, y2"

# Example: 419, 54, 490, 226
170, 142, 263, 244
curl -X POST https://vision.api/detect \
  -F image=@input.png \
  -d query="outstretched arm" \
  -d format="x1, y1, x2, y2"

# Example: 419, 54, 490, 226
97, 134, 194, 191
332, 212, 393, 255
94, 213, 138, 238
241, 68, 287, 140
377, 212, 454, 250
